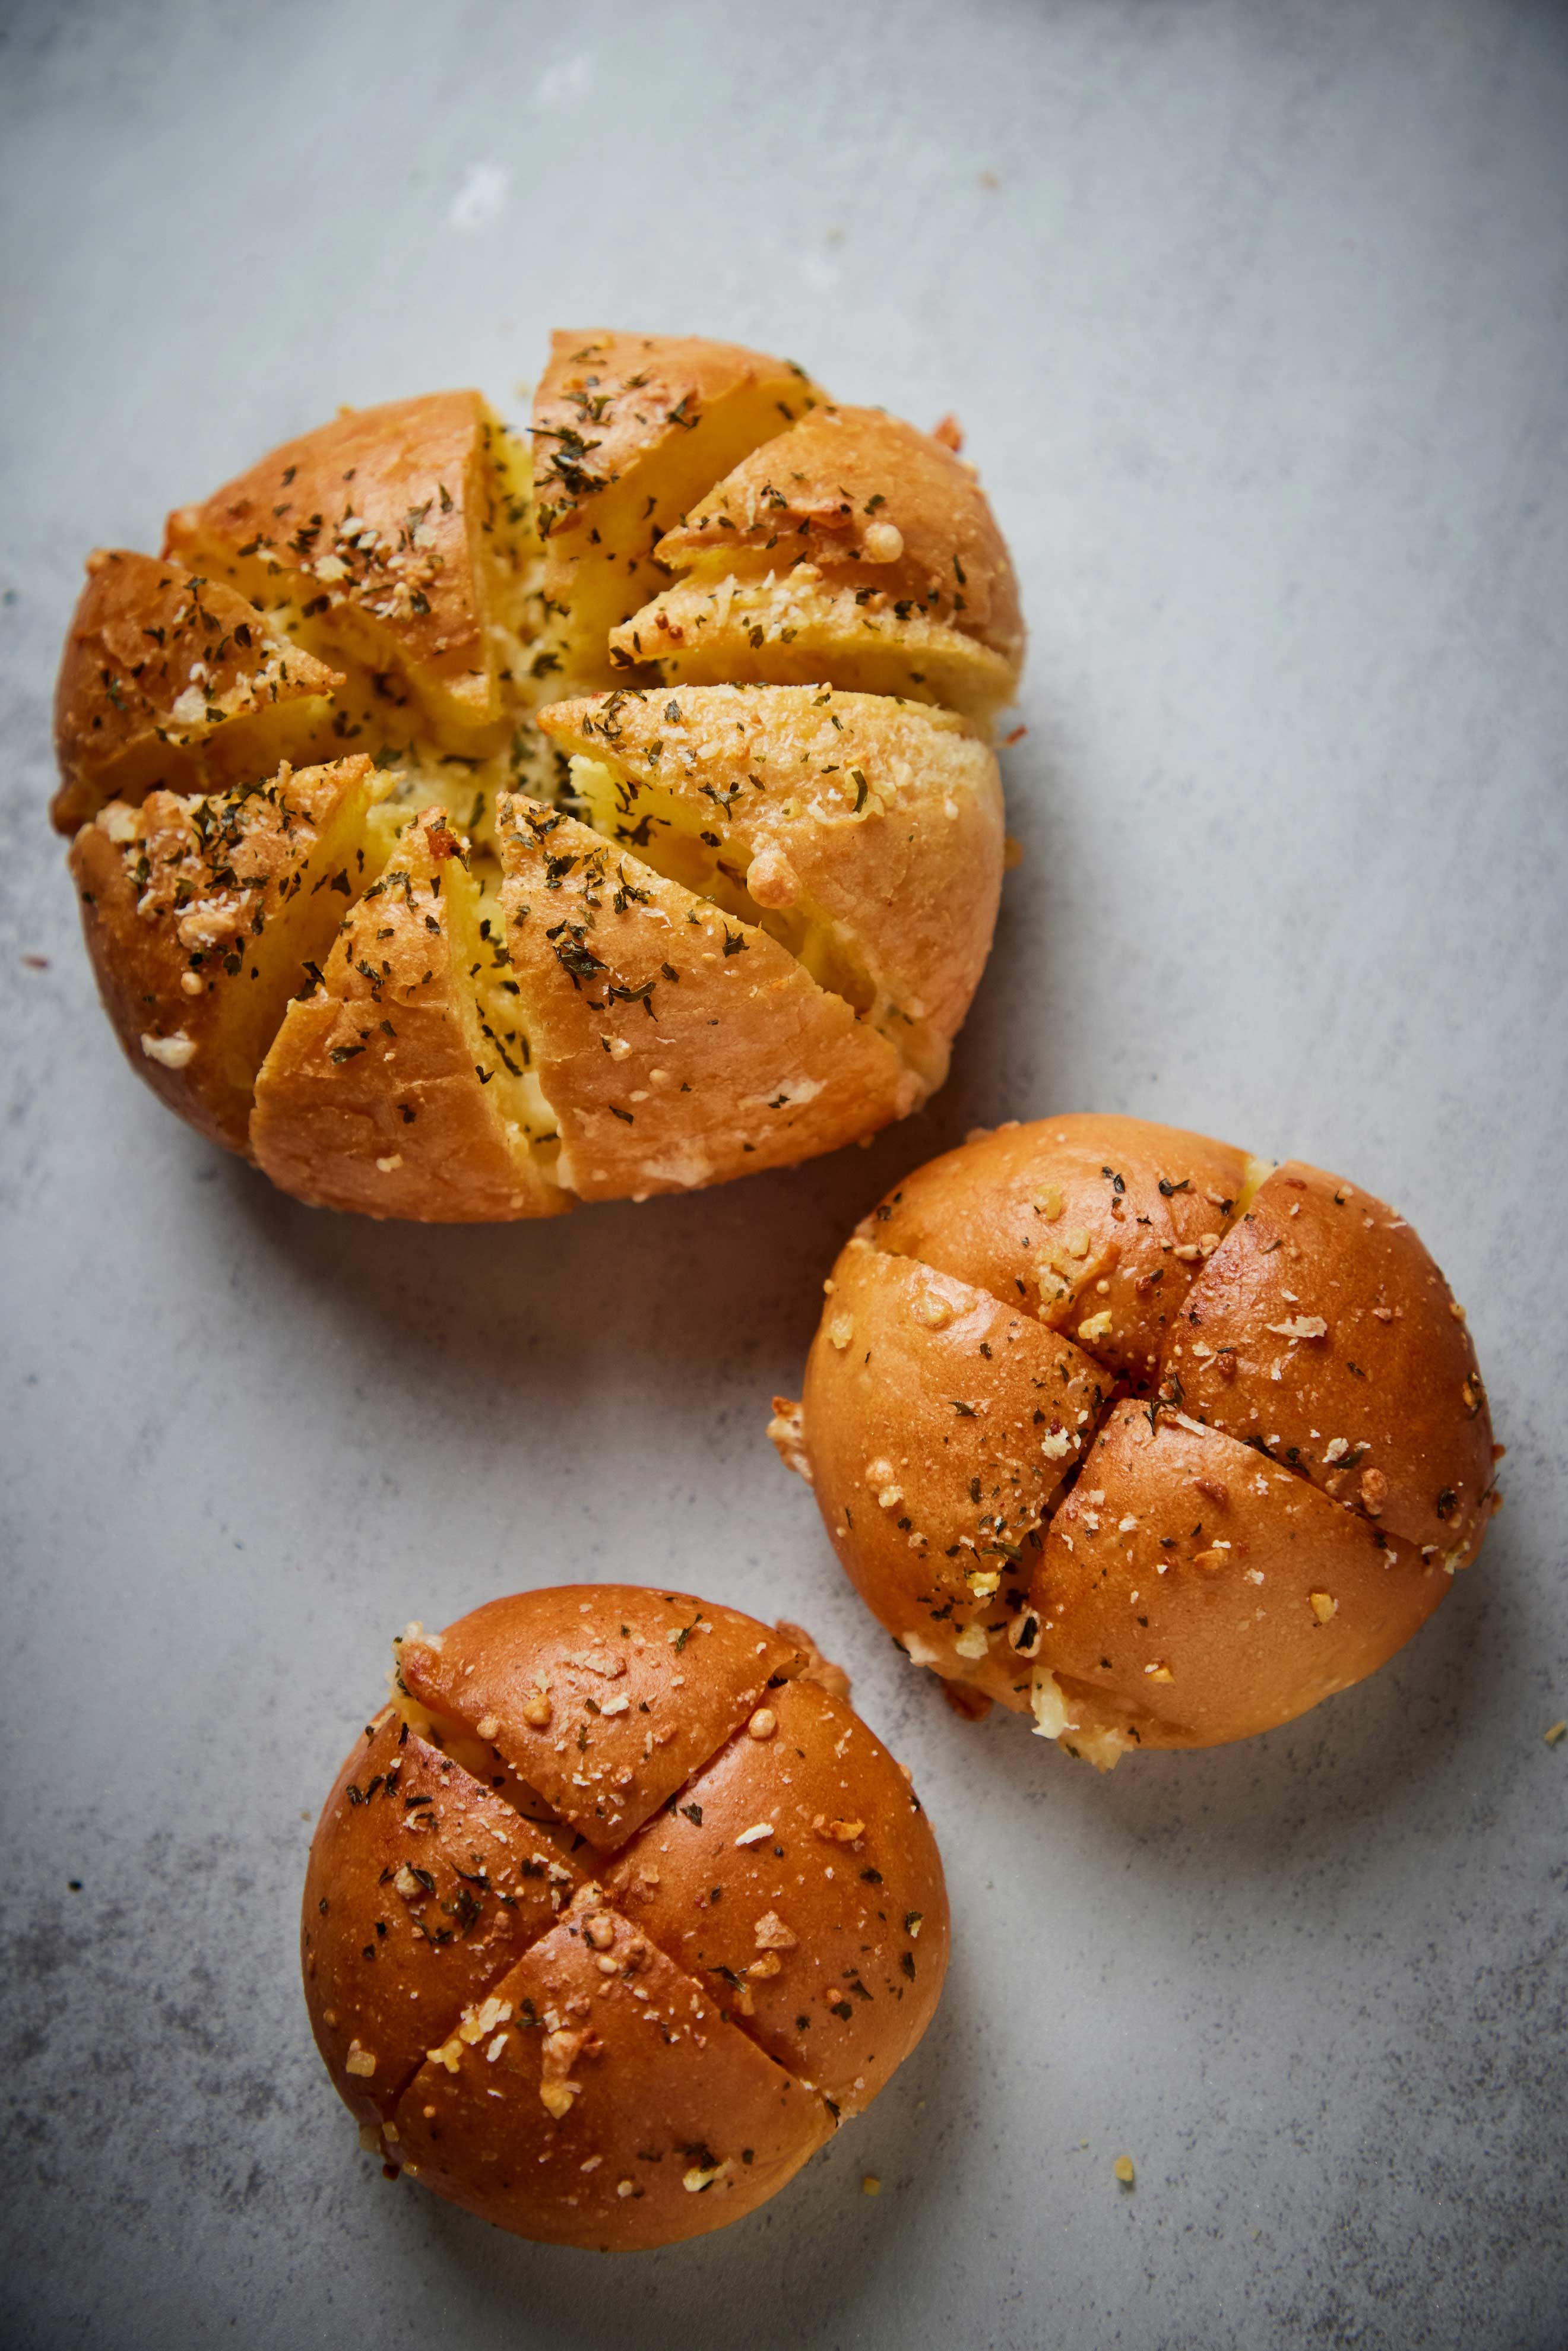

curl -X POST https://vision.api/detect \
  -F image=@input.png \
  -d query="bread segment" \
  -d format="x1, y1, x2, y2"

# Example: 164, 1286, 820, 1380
1162, 1161, 1495, 1567
251, 810, 566, 1221
612, 404, 1025, 723
70, 756, 382, 1151
302, 1715, 584, 2130
391, 1891, 831, 2249
52, 550, 344, 833
541, 683, 1003, 1094
795, 1241, 1113, 1707
1030, 1402, 1447, 1755
872, 1113, 1253, 1387
607, 1675, 947, 2115
496, 794, 913, 1200
164, 391, 534, 749
397, 1587, 803, 1851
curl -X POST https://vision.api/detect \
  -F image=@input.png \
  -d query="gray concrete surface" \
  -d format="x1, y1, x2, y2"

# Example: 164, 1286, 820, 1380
2, 1, 1566, 2344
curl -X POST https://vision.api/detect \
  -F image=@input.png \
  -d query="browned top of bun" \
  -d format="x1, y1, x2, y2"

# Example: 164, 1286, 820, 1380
607, 1672, 948, 2114
164, 391, 518, 740
398, 1588, 803, 1850
655, 403, 1024, 666
69, 758, 378, 1151
391, 1891, 831, 2248
798, 1240, 1114, 1709
52, 550, 342, 834
539, 683, 1005, 1089
304, 1586, 948, 2249
1162, 1160, 1493, 1566
1033, 1401, 1444, 1749
302, 1713, 584, 2127
872, 1113, 1253, 1386
532, 329, 818, 544
780, 1116, 1499, 1761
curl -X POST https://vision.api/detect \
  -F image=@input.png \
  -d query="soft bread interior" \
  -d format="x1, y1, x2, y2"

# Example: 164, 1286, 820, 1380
249, 807, 569, 1217
567, 752, 881, 1024
534, 348, 822, 690
611, 570, 1020, 723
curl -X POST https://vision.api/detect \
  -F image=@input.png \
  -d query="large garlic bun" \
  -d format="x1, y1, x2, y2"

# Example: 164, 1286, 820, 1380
53, 334, 1022, 1219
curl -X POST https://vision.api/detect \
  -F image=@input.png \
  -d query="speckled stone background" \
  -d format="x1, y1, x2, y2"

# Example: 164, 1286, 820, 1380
2, 1, 1566, 2343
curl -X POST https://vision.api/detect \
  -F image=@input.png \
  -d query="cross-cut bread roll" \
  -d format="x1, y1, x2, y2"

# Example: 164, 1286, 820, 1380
52, 333, 1019, 1218
771, 1115, 1501, 1765
303, 1586, 947, 2249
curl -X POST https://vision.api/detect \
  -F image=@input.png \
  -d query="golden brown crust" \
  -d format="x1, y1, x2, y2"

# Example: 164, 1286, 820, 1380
164, 392, 522, 745
872, 1113, 1252, 1387
249, 810, 566, 1221
305, 1586, 946, 2248
1029, 1402, 1450, 1751
1164, 1161, 1495, 1564
496, 794, 913, 1199
798, 1241, 1113, 1708
52, 550, 343, 833
391, 1894, 831, 2249
533, 331, 821, 687
651, 403, 1024, 665
397, 1586, 802, 1851
68, 757, 379, 1151
300, 1714, 584, 2128
606, 1675, 948, 2114
782, 1117, 1498, 1760
539, 683, 1004, 1092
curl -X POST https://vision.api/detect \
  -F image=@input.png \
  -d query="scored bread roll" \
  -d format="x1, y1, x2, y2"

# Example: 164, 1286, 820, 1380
52, 332, 1020, 1219
772, 1114, 1501, 1766
303, 1585, 948, 2250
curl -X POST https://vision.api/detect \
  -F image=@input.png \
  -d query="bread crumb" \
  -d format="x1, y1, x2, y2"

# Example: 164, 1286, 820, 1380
1309, 1591, 1338, 1624
1114, 2155, 1135, 2187
140, 1029, 196, 1069
862, 2173, 882, 2195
